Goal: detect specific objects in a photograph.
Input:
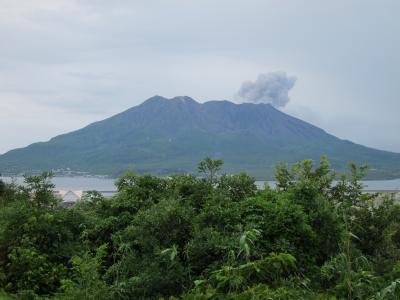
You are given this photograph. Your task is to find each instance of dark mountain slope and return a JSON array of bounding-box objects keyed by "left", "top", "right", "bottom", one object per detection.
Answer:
[{"left": 1, "top": 95, "right": 399, "bottom": 179}]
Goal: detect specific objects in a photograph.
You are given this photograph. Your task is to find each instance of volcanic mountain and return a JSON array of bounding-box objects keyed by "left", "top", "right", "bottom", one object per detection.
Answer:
[{"left": 1, "top": 95, "right": 399, "bottom": 179}]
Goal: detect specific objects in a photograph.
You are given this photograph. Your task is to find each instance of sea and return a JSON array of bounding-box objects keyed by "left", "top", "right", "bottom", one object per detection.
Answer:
[{"left": 1, "top": 176, "right": 400, "bottom": 192}]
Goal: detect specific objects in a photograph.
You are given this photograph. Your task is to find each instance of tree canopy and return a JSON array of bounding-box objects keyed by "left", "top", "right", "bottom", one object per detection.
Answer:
[{"left": 1, "top": 158, "right": 400, "bottom": 299}]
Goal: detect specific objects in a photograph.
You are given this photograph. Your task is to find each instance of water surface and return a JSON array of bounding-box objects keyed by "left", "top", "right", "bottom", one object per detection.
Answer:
[{"left": 2, "top": 176, "right": 400, "bottom": 192}]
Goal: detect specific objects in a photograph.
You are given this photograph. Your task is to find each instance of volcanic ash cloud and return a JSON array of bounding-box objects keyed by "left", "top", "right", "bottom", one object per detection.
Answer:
[{"left": 236, "top": 72, "right": 296, "bottom": 108}]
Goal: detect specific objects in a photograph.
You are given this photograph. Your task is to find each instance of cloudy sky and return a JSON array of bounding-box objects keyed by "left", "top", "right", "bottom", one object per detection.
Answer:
[{"left": 1, "top": 0, "right": 399, "bottom": 154}]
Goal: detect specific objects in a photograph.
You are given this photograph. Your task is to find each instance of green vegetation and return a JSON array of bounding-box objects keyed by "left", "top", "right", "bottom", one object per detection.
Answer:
[{"left": 1, "top": 157, "right": 400, "bottom": 299}]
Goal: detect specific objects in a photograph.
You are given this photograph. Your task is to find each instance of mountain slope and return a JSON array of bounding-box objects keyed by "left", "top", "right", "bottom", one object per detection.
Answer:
[{"left": 1, "top": 96, "right": 400, "bottom": 179}]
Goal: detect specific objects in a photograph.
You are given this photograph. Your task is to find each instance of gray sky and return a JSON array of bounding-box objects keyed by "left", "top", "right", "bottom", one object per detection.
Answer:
[{"left": 1, "top": 0, "right": 400, "bottom": 154}]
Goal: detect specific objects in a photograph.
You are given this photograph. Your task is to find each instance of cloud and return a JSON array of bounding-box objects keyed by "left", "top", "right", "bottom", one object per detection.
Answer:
[
  {"left": 0, "top": 0, "right": 399, "bottom": 154},
  {"left": 236, "top": 72, "right": 296, "bottom": 107}
]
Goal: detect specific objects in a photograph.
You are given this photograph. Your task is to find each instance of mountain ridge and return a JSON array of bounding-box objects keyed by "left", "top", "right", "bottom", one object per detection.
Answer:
[{"left": 1, "top": 95, "right": 400, "bottom": 179}]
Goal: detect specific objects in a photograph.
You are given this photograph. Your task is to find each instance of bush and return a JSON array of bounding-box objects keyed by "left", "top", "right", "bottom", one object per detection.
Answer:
[{"left": 0, "top": 158, "right": 399, "bottom": 300}]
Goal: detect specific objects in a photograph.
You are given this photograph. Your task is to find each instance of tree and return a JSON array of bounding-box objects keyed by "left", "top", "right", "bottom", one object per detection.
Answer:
[
  {"left": 24, "top": 171, "right": 58, "bottom": 208},
  {"left": 198, "top": 157, "right": 224, "bottom": 183},
  {"left": 0, "top": 179, "right": 5, "bottom": 197}
]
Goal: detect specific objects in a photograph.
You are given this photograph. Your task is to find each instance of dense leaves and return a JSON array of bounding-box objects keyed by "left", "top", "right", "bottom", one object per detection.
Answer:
[{"left": 0, "top": 158, "right": 400, "bottom": 299}]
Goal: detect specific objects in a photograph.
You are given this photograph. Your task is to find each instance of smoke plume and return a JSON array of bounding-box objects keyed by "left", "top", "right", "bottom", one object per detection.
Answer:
[{"left": 236, "top": 72, "right": 296, "bottom": 107}]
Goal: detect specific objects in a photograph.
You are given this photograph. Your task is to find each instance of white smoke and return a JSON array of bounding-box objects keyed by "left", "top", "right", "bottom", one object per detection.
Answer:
[{"left": 236, "top": 72, "right": 296, "bottom": 107}]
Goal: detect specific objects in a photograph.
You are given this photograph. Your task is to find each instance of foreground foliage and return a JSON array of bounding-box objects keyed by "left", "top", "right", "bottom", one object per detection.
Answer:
[{"left": 1, "top": 157, "right": 400, "bottom": 299}]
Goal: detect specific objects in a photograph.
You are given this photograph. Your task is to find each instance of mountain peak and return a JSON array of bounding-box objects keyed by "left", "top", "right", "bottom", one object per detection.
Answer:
[
  {"left": 1, "top": 95, "right": 399, "bottom": 179},
  {"left": 140, "top": 95, "right": 199, "bottom": 107},
  {"left": 170, "top": 96, "right": 197, "bottom": 104},
  {"left": 141, "top": 95, "right": 169, "bottom": 105}
]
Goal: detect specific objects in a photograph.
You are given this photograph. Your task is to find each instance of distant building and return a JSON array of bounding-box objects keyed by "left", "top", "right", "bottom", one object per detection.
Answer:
[{"left": 53, "top": 190, "right": 83, "bottom": 205}]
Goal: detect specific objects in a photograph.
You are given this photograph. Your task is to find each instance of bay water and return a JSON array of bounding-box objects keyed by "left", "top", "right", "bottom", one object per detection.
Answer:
[{"left": 2, "top": 176, "right": 400, "bottom": 192}]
